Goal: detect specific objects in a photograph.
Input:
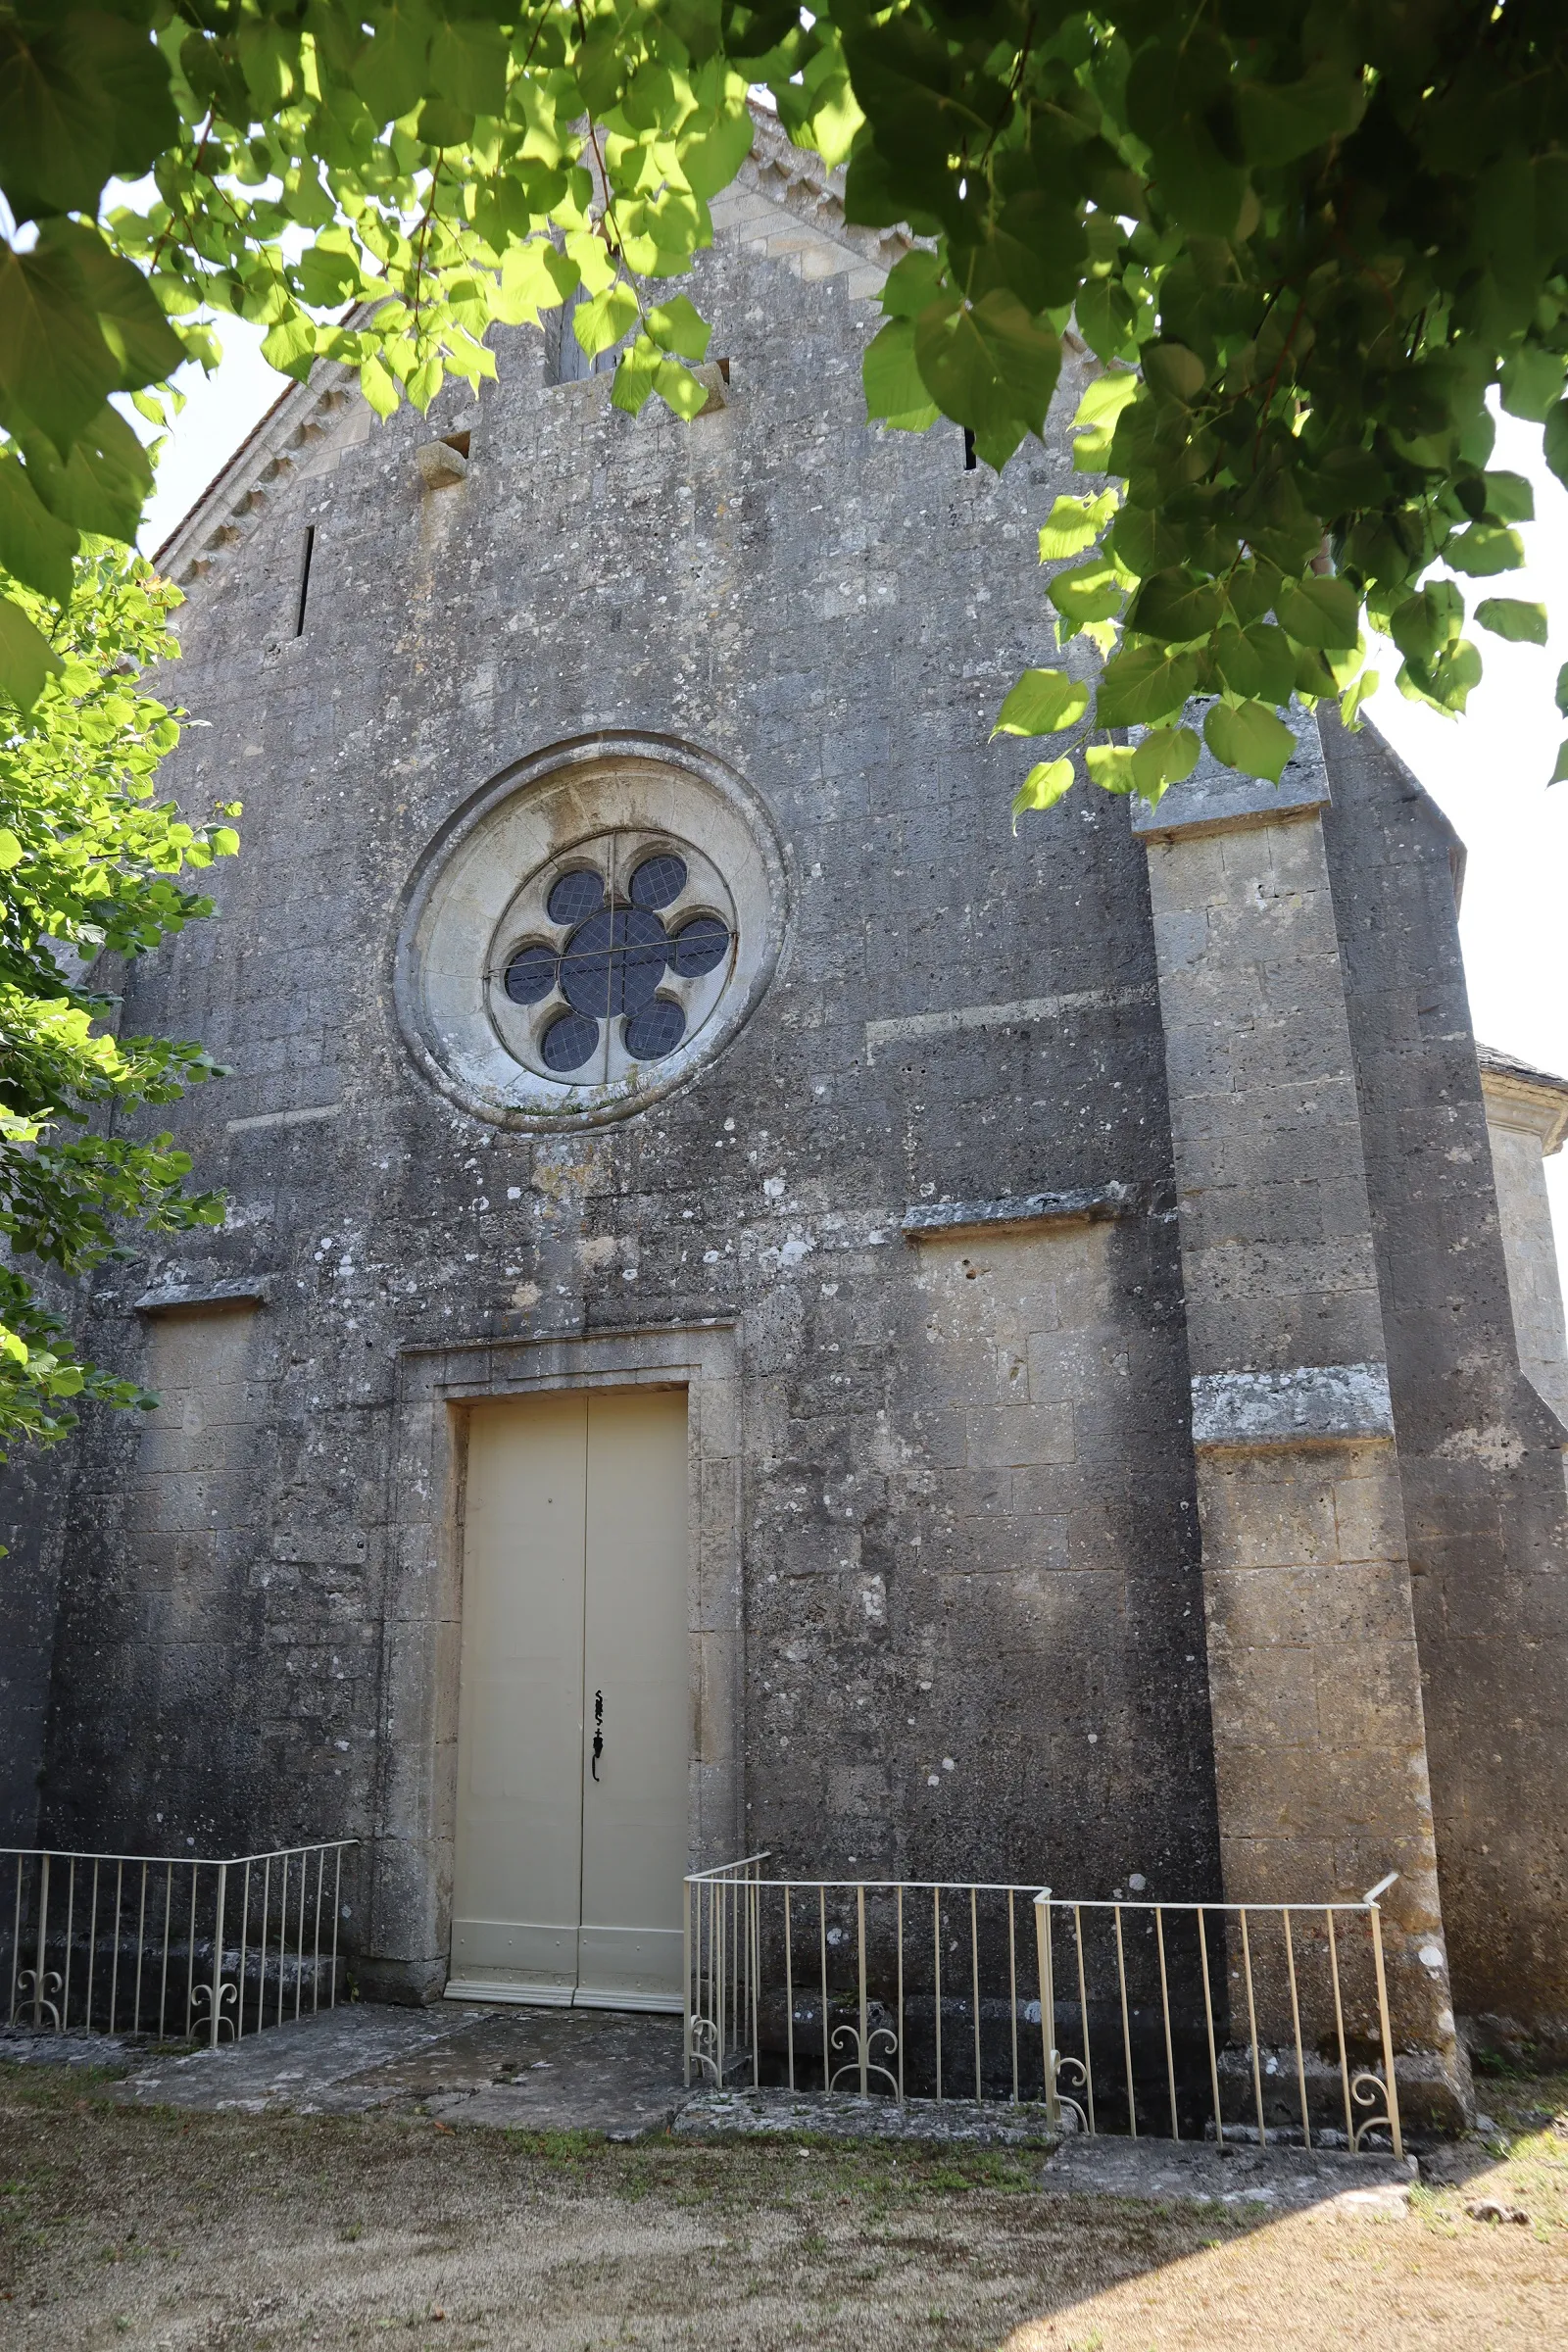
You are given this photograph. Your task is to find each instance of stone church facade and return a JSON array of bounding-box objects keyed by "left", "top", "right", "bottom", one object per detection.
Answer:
[{"left": 3, "top": 121, "right": 1566, "bottom": 2066}]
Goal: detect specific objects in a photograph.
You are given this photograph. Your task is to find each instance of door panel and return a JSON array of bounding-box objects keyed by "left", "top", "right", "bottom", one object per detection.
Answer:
[
  {"left": 449, "top": 1392, "right": 588, "bottom": 2000},
  {"left": 578, "top": 1389, "right": 690, "bottom": 2007},
  {"left": 450, "top": 1386, "right": 690, "bottom": 2011}
]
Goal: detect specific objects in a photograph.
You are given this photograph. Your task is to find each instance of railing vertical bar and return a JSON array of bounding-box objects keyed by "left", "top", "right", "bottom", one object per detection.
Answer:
[
  {"left": 1238, "top": 1907, "right": 1266, "bottom": 2147},
  {"left": 32, "top": 1852, "right": 50, "bottom": 2028},
  {"left": 1366, "top": 1898, "right": 1404, "bottom": 2161},
  {"left": 1113, "top": 1905, "right": 1137, "bottom": 2137},
  {"left": 970, "top": 1886, "right": 982, "bottom": 2104},
  {"left": 85, "top": 1861, "right": 100, "bottom": 2036},
  {"left": 783, "top": 1886, "right": 795, "bottom": 2092},
  {"left": 1034, "top": 1892, "right": 1057, "bottom": 2132},
  {"left": 62, "top": 1858, "right": 75, "bottom": 2031},
  {"left": 683, "top": 1875, "right": 693, "bottom": 2090},
  {"left": 276, "top": 1854, "right": 288, "bottom": 2029},
  {"left": 294, "top": 1848, "right": 307, "bottom": 2020},
  {"left": 1154, "top": 1907, "right": 1179, "bottom": 2140},
  {"left": 1326, "top": 1905, "right": 1353, "bottom": 2147},
  {"left": 818, "top": 1884, "right": 829, "bottom": 2092},
  {"left": 750, "top": 1867, "right": 760, "bottom": 2090},
  {"left": 111, "top": 1861, "right": 125, "bottom": 2036},
  {"left": 857, "top": 1883, "right": 868, "bottom": 2095},
  {"left": 933, "top": 1886, "right": 943, "bottom": 2104},
  {"left": 896, "top": 1884, "right": 905, "bottom": 2105},
  {"left": 1007, "top": 1889, "right": 1019, "bottom": 2106},
  {"left": 158, "top": 1862, "right": 172, "bottom": 2042},
  {"left": 133, "top": 1862, "right": 148, "bottom": 2036},
  {"left": 1073, "top": 1905, "right": 1096, "bottom": 2134},
  {"left": 9, "top": 1855, "right": 23, "bottom": 2027},
  {"left": 330, "top": 1845, "right": 343, "bottom": 2011},
  {"left": 1197, "top": 1907, "right": 1223, "bottom": 2149},
  {"left": 209, "top": 1862, "right": 227, "bottom": 2049},
  {"left": 1282, "top": 1908, "right": 1310, "bottom": 2149},
  {"left": 259, "top": 1856, "right": 271, "bottom": 2035},
  {"left": 184, "top": 1865, "right": 198, "bottom": 2038},
  {"left": 313, "top": 1847, "right": 325, "bottom": 2014},
  {"left": 237, "top": 1861, "right": 251, "bottom": 2042}
]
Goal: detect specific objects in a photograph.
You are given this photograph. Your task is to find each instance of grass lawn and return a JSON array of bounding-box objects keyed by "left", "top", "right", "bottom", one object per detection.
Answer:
[{"left": 2, "top": 2060, "right": 1566, "bottom": 2348}]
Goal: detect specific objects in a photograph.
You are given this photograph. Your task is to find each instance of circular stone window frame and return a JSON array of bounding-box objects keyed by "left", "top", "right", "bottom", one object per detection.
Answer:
[{"left": 393, "top": 733, "right": 789, "bottom": 1131}]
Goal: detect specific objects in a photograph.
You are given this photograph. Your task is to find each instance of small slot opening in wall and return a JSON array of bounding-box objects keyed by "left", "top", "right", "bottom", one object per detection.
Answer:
[
  {"left": 962, "top": 427, "right": 977, "bottom": 471},
  {"left": 716, "top": 358, "right": 731, "bottom": 384},
  {"left": 442, "top": 430, "right": 471, "bottom": 458},
  {"left": 295, "top": 523, "right": 315, "bottom": 637}
]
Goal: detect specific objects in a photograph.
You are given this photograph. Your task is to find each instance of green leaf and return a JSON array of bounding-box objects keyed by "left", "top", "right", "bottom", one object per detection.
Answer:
[
  {"left": 1397, "top": 639, "right": 1483, "bottom": 714},
  {"left": 1499, "top": 345, "right": 1565, "bottom": 423},
  {"left": 0, "top": 15, "right": 115, "bottom": 220},
  {"left": 646, "top": 296, "right": 710, "bottom": 363},
  {"left": 1475, "top": 598, "right": 1548, "bottom": 646},
  {"left": 352, "top": 8, "right": 431, "bottom": 126},
  {"left": 0, "top": 456, "right": 78, "bottom": 604},
  {"left": 1277, "top": 574, "right": 1360, "bottom": 650},
  {"left": 0, "top": 592, "right": 63, "bottom": 710},
  {"left": 0, "top": 235, "right": 121, "bottom": 455},
  {"left": 1233, "top": 66, "right": 1366, "bottom": 166},
  {"left": 1012, "top": 759, "right": 1076, "bottom": 823},
  {"left": 1085, "top": 742, "right": 1139, "bottom": 795},
  {"left": 1446, "top": 523, "right": 1525, "bottom": 576},
  {"left": 1339, "top": 668, "right": 1380, "bottom": 730},
  {"left": 1129, "top": 723, "right": 1201, "bottom": 806},
  {"left": 1556, "top": 662, "right": 1568, "bottom": 719},
  {"left": 1390, "top": 582, "right": 1464, "bottom": 665},
  {"left": 680, "top": 106, "right": 754, "bottom": 202},
  {"left": 1047, "top": 560, "right": 1124, "bottom": 628},
  {"left": 427, "top": 18, "right": 509, "bottom": 117},
  {"left": 13, "top": 402, "right": 150, "bottom": 540},
  {"left": 575, "top": 283, "right": 638, "bottom": 361},
  {"left": 1038, "top": 493, "right": 1118, "bottom": 563},
  {"left": 992, "top": 669, "right": 1090, "bottom": 739},
  {"left": 1203, "top": 699, "right": 1297, "bottom": 784},
  {"left": 1126, "top": 569, "right": 1225, "bottom": 642},
  {"left": 1551, "top": 739, "right": 1568, "bottom": 786},
  {"left": 1095, "top": 645, "right": 1200, "bottom": 728},
  {"left": 863, "top": 318, "right": 939, "bottom": 428},
  {"left": 879, "top": 252, "right": 945, "bottom": 322},
  {"left": 1545, "top": 402, "right": 1568, "bottom": 494},
  {"left": 0, "top": 826, "right": 21, "bottom": 868},
  {"left": 1481, "top": 470, "right": 1535, "bottom": 522},
  {"left": 913, "top": 290, "right": 1061, "bottom": 468},
  {"left": 1071, "top": 369, "right": 1139, "bottom": 468},
  {"left": 653, "top": 358, "right": 708, "bottom": 421}
]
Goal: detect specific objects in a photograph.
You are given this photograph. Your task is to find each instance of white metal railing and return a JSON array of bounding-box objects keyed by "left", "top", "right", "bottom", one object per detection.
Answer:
[
  {"left": 3, "top": 1843, "right": 358, "bottom": 2049},
  {"left": 683, "top": 1859, "right": 1403, "bottom": 2157}
]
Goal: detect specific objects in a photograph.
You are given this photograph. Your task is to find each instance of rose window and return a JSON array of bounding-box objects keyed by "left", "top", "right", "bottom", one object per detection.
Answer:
[{"left": 485, "top": 835, "right": 736, "bottom": 1089}]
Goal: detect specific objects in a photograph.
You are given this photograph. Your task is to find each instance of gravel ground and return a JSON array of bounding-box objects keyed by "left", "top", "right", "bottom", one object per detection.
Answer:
[{"left": 2, "top": 2059, "right": 1566, "bottom": 2349}]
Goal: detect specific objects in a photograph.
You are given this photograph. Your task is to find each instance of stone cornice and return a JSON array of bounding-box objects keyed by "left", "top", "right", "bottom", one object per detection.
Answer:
[{"left": 1478, "top": 1048, "right": 1568, "bottom": 1156}]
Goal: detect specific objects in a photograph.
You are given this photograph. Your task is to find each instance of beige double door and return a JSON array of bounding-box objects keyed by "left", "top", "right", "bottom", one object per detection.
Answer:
[{"left": 450, "top": 1388, "right": 689, "bottom": 2010}]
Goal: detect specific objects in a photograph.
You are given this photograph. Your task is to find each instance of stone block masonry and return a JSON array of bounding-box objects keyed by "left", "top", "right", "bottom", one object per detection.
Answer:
[{"left": 3, "top": 123, "right": 1564, "bottom": 2075}]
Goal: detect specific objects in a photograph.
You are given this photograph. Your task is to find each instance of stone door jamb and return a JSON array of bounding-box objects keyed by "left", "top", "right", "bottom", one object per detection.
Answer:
[{"left": 367, "top": 1320, "right": 743, "bottom": 1997}]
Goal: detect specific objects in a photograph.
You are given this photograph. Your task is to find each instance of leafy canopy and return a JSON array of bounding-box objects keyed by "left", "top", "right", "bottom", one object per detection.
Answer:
[
  {"left": 4, "top": 3, "right": 1567, "bottom": 808},
  {"left": 0, "top": 548, "right": 237, "bottom": 1461}
]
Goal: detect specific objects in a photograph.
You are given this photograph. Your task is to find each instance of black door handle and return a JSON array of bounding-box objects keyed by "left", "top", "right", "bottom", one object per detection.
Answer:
[{"left": 591, "top": 1689, "right": 604, "bottom": 1781}]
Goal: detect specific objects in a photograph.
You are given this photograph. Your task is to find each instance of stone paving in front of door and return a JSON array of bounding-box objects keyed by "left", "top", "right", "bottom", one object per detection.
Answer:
[{"left": 3, "top": 2002, "right": 688, "bottom": 2138}]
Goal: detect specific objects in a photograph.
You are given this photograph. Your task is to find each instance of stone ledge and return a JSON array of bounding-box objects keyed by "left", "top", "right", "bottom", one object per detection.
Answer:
[
  {"left": 1191, "top": 1361, "right": 1396, "bottom": 1448},
  {"left": 1132, "top": 704, "right": 1330, "bottom": 840},
  {"left": 902, "top": 1184, "right": 1149, "bottom": 1244},
  {"left": 134, "top": 1276, "right": 274, "bottom": 1316}
]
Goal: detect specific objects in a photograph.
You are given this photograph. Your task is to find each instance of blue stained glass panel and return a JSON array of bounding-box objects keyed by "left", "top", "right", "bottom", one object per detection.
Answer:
[
  {"left": 669, "top": 913, "right": 730, "bottom": 978},
  {"left": 629, "top": 853, "right": 687, "bottom": 909},
  {"left": 541, "top": 1010, "right": 600, "bottom": 1071},
  {"left": 547, "top": 868, "right": 606, "bottom": 926},
  {"left": 625, "top": 997, "right": 687, "bottom": 1060}
]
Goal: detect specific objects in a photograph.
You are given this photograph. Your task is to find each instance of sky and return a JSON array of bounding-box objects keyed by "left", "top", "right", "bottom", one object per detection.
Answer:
[{"left": 134, "top": 324, "right": 1568, "bottom": 1293}]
